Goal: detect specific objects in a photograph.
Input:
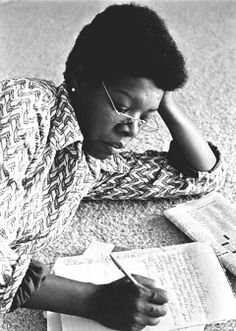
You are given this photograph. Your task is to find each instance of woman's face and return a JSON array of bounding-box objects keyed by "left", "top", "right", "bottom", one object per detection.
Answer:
[{"left": 75, "top": 75, "right": 164, "bottom": 159}]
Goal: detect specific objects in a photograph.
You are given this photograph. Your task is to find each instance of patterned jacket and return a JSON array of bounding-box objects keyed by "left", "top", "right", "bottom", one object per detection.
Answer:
[{"left": 0, "top": 78, "right": 225, "bottom": 312}]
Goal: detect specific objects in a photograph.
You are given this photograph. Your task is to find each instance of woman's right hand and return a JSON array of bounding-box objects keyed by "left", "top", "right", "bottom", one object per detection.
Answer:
[{"left": 89, "top": 275, "right": 169, "bottom": 331}]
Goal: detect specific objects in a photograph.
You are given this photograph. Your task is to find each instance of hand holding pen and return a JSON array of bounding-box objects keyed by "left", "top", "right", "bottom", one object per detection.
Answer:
[
  {"left": 89, "top": 254, "right": 169, "bottom": 331},
  {"left": 110, "top": 253, "right": 147, "bottom": 290}
]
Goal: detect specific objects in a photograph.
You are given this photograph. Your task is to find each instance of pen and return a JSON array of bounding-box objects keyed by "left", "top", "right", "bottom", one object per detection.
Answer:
[{"left": 110, "top": 253, "right": 146, "bottom": 290}]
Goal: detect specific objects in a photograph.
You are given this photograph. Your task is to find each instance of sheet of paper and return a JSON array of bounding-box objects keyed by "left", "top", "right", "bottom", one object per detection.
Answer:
[
  {"left": 59, "top": 242, "right": 236, "bottom": 331},
  {"left": 47, "top": 241, "right": 114, "bottom": 331},
  {"left": 164, "top": 192, "right": 236, "bottom": 276},
  {"left": 61, "top": 314, "right": 116, "bottom": 331},
  {"left": 61, "top": 315, "right": 205, "bottom": 331},
  {"left": 47, "top": 312, "right": 63, "bottom": 331},
  {"left": 83, "top": 241, "right": 114, "bottom": 258}
]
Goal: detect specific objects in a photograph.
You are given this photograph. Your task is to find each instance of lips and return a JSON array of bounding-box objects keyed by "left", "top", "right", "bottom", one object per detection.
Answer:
[{"left": 105, "top": 142, "right": 124, "bottom": 149}]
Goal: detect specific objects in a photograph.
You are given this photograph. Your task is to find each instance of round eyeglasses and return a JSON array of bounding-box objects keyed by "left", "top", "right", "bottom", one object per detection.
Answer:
[{"left": 101, "top": 80, "right": 159, "bottom": 134}]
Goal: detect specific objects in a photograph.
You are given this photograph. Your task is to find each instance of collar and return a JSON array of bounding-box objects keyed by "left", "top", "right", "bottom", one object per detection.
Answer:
[
  {"left": 49, "top": 82, "right": 84, "bottom": 153},
  {"left": 50, "top": 82, "right": 130, "bottom": 177}
]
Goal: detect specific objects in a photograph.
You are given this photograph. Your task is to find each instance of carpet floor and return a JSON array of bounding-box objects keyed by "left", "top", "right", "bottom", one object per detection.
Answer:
[{"left": 0, "top": 1, "right": 235, "bottom": 330}]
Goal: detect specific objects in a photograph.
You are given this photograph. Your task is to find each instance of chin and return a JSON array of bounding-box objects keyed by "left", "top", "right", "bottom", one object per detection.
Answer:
[
  {"left": 85, "top": 147, "right": 111, "bottom": 160},
  {"left": 84, "top": 141, "right": 117, "bottom": 160},
  {"left": 93, "top": 153, "right": 110, "bottom": 160}
]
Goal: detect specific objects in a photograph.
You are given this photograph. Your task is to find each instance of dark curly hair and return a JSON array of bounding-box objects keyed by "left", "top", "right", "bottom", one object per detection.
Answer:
[{"left": 64, "top": 3, "right": 188, "bottom": 91}]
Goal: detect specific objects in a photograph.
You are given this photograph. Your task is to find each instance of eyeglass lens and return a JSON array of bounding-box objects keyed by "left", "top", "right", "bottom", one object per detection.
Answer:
[{"left": 101, "top": 80, "right": 159, "bottom": 133}]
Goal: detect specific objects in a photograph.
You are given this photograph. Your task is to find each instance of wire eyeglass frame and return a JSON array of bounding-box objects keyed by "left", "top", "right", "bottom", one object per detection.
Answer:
[{"left": 101, "top": 80, "right": 159, "bottom": 133}]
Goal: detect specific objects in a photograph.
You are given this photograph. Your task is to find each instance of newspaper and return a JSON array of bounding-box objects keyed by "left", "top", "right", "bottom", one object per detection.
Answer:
[{"left": 164, "top": 192, "right": 236, "bottom": 276}]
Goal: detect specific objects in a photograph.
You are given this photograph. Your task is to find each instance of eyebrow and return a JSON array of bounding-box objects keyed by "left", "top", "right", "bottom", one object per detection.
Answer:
[
  {"left": 112, "top": 88, "right": 159, "bottom": 112},
  {"left": 112, "top": 88, "right": 133, "bottom": 101}
]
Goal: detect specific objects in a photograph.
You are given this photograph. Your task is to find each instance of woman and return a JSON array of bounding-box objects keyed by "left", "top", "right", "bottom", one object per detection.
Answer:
[{"left": 0, "top": 3, "right": 224, "bottom": 331}]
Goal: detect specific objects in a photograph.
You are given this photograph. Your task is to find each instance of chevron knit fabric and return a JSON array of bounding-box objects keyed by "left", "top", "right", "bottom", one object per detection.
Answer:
[{"left": 0, "top": 77, "right": 224, "bottom": 312}]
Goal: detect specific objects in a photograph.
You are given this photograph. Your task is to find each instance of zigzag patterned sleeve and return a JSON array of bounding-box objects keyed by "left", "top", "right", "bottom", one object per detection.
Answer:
[
  {"left": 0, "top": 78, "right": 53, "bottom": 312},
  {"left": 86, "top": 142, "right": 225, "bottom": 200}
]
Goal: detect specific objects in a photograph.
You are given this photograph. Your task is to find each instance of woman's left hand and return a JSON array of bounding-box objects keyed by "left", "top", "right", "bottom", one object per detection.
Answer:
[{"left": 157, "top": 91, "right": 176, "bottom": 117}]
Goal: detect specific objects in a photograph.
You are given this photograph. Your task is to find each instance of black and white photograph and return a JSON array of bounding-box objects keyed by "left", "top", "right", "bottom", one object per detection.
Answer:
[{"left": 0, "top": 0, "right": 235, "bottom": 330}]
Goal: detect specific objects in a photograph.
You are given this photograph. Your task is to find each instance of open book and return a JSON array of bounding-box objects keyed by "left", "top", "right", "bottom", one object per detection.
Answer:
[
  {"left": 164, "top": 192, "right": 236, "bottom": 276},
  {"left": 50, "top": 242, "right": 236, "bottom": 331}
]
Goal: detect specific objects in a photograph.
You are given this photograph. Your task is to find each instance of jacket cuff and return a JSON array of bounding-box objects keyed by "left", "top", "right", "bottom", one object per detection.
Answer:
[
  {"left": 9, "top": 259, "right": 49, "bottom": 312},
  {"left": 0, "top": 253, "right": 31, "bottom": 313},
  {"left": 167, "top": 140, "right": 221, "bottom": 177}
]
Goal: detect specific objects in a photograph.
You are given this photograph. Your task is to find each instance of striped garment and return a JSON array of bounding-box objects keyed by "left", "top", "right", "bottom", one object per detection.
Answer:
[{"left": 0, "top": 78, "right": 225, "bottom": 312}]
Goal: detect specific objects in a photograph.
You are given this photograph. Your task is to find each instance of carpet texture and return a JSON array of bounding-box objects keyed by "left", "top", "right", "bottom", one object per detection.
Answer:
[{"left": 0, "top": 1, "right": 235, "bottom": 330}]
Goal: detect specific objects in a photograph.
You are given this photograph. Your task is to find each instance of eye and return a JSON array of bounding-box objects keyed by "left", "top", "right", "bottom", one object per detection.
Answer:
[
  {"left": 140, "top": 111, "right": 157, "bottom": 124},
  {"left": 115, "top": 104, "right": 129, "bottom": 113},
  {"left": 140, "top": 114, "right": 150, "bottom": 123}
]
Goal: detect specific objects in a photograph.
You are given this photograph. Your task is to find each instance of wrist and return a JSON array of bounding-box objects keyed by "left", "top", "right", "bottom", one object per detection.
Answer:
[
  {"left": 85, "top": 283, "right": 105, "bottom": 321},
  {"left": 158, "top": 92, "right": 180, "bottom": 120},
  {"left": 158, "top": 92, "right": 193, "bottom": 132},
  {"left": 73, "top": 281, "right": 100, "bottom": 319},
  {"left": 23, "top": 274, "right": 101, "bottom": 318}
]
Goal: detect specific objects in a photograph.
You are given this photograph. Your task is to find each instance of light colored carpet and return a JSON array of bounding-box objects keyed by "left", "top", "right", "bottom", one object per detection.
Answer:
[{"left": 0, "top": 0, "right": 235, "bottom": 330}]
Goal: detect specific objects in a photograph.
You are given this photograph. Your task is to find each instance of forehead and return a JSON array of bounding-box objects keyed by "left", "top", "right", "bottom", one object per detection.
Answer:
[{"left": 107, "top": 75, "right": 163, "bottom": 109}]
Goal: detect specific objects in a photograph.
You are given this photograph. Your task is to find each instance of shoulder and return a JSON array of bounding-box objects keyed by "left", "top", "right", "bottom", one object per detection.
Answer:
[
  {"left": 0, "top": 77, "right": 57, "bottom": 102},
  {"left": 0, "top": 77, "right": 58, "bottom": 128},
  {"left": 0, "top": 78, "right": 58, "bottom": 151}
]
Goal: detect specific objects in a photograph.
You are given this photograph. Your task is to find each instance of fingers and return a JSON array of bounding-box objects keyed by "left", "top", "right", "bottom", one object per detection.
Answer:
[
  {"left": 132, "top": 274, "right": 157, "bottom": 288},
  {"left": 124, "top": 300, "right": 167, "bottom": 331},
  {"left": 132, "top": 274, "right": 168, "bottom": 305},
  {"left": 134, "top": 298, "right": 168, "bottom": 318},
  {"left": 98, "top": 276, "right": 168, "bottom": 331},
  {"left": 129, "top": 275, "right": 168, "bottom": 329},
  {"left": 148, "top": 288, "right": 168, "bottom": 304},
  {"left": 130, "top": 313, "right": 161, "bottom": 329},
  {"left": 146, "top": 303, "right": 168, "bottom": 317},
  {"left": 129, "top": 284, "right": 168, "bottom": 328}
]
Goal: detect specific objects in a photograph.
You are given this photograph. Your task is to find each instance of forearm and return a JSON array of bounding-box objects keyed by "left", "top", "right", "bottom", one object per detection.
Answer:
[
  {"left": 23, "top": 274, "right": 169, "bottom": 331},
  {"left": 158, "top": 93, "right": 216, "bottom": 171},
  {"left": 23, "top": 274, "right": 97, "bottom": 318}
]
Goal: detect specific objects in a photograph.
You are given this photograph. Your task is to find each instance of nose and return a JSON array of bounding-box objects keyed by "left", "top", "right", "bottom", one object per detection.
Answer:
[{"left": 117, "top": 120, "right": 140, "bottom": 138}]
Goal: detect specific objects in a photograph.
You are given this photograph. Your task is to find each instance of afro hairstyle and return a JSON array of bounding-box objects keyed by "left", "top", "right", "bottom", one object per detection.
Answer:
[{"left": 64, "top": 3, "right": 188, "bottom": 91}]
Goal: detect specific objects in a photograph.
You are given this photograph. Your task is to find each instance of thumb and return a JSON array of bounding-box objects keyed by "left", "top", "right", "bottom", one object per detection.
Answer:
[{"left": 132, "top": 274, "right": 158, "bottom": 288}]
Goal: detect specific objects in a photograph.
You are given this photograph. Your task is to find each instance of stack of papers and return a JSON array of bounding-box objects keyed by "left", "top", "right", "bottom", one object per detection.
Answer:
[
  {"left": 47, "top": 241, "right": 236, "bottom": 331},
  {"left": 164, "top": 192, "right": 236, "bottom": 276},
  {"left": 47, "top": 241, "right": 115, "bottom": 331}
]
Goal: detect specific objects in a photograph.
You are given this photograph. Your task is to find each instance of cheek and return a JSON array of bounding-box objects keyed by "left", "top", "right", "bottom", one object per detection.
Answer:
[{"left": 84, "top": 106, "right": 116, "bottom": 138}]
